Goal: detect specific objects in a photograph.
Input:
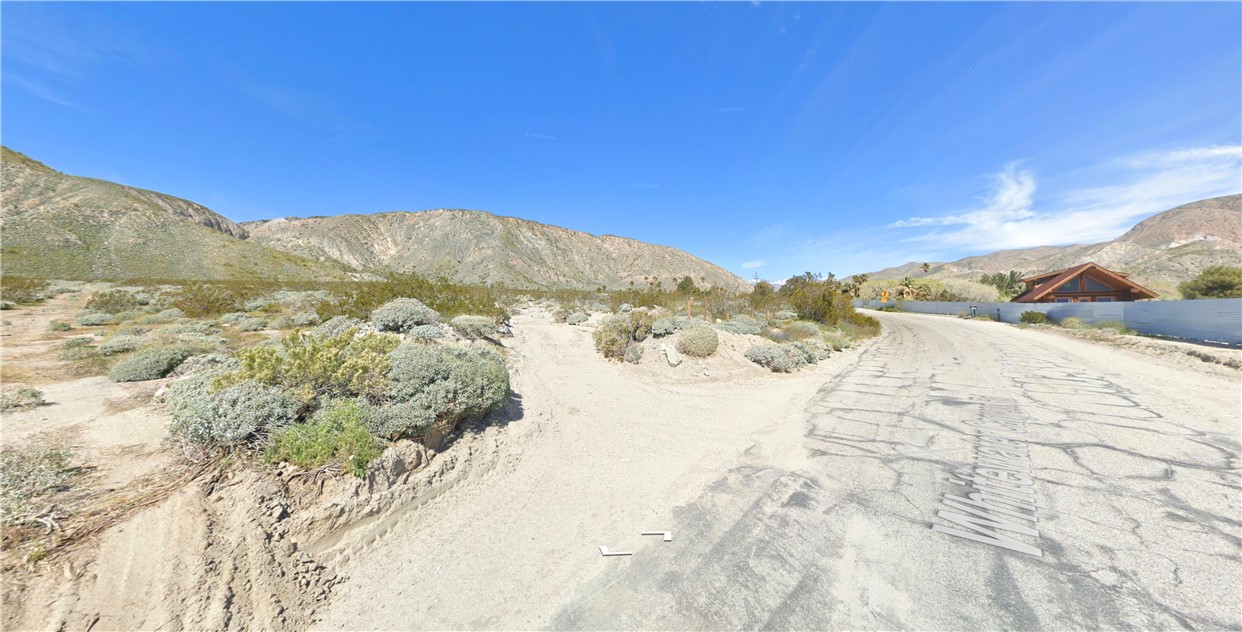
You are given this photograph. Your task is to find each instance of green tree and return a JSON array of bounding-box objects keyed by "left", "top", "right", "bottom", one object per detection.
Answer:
[
  {"left": 980, "top": 270, "right": 1024, "bottom": 299},
  {"left": 1179, "top": 266, "right": 1242, "bottom": 299},
  {"left": 677, "top": 275, "right": 699, "bottom": 294}
]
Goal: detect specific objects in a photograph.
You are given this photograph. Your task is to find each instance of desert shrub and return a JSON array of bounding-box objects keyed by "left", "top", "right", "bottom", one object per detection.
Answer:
[
  {"left": 219, "top": 312, "right": 248, "bottom": 324},
  {"left": 745, "top": 343, "right": 805, "bottom": 373},
  {"left": 1058, "top": 317, "right": 1085, "bottom": 329},
  {"left": 0, "top": 277, "right": 49, "bottom": 305},
  {"left": 167, "top": 378, "right": 298, "bottom": 450},
  {"left": 361, "top": 400, "right": 435, "bottom": 439},
  {"left": 677, "top": 327, "right": 718, "bottom": 357},
  {"left": 408, "top": 325, "right": 446, "bottom": 341},
  {"left": 312, "top": 316, "right": 365, "bottom": 338},
  {"left": 317, "top": 274, "right": 508, "bottom": 325},
  {"left": 266, "top": 399, "right": 382, "bottom": 478},
  {"left": 99, "top": 335, "right": 143, "bottom": 356},
  {"left": 1094, "top": 320, "right": 1135, "bottom": 335},
  {"left": 792, "top": 340, "right": 828, "bottom": 364},
  {"left": 236, "top": 317, "right": 268, "bottom": 332},
  {"left": 114, "top": 324, "right": 151, "bottom": 337},
  {"left": 139, "top": 308, "right": 185, "bottom": 324},
  {"left": 617, "top": 303, "right": 633, "bottom": 313},
  {"left": 48, "top": 320, "right": 73, "bottom": 332},
  {"left": 172, "top": 352, "right": 237, "bottom": 377},
  {"left": 672, "top": 316, "right": 709, "bottom": 330},
  {"left": 1179, "top": 266, "right": 1242, "bottom": 299},
  {"left": 85, "top": 290, "right": 142, "bottom": 314},
  {"left": 822, "top": 331, "right": 850, "bottom": 351},
  {"left": 244, "top": 297, "right": 275, "bottom": 312},
  {"left": 372, "top": 298, "right": 442, "bottom": 333},
  {"left": 566, "top": 312, "right": 588, "bottom": 325},
  {"left": 270, "top": 316, "right": 294, "bottom": 330},
  {"left": 222, "top": 329, "right": 399, "bottom": 403},
  {"left": 593, "top": 314, "right": 638, "bottom": 360},
  {"left": 109, "top": 347, "right": 189, "bottom": 382},
  {"left": 1019, "top": 311, "right": 1048, "bottom": 325},
  {"left": 0, "top": 443, "right": 79, "bottom": 529},
  {"left": 170, "top": 283, "right": 259, "bottom": 317},
  {"left": 75, "top": 312, "right": 118, "bottom": 327},
  {"left": 651, "top": 318, "right": 675, "bottom": 337},
  {"left": 62, "top": 336, "right": 93, "bottom": 349},
  {"left": 0, "top": 302, "right": 15, "bottom": 311},
  {"left": 774, "top": 310, "right": 797, "bottom": 321},
  {"left": 782, "top": 321, "right": 821, "bottom": 341},
  {"left": 291, "top": 312, "right": 320, "bottom": 327},
  {"left": 624, "top": 343, "right": 644, "bottom": 364},
  {"left": 0, "top": 388, "right": 45, "bottom": 412},
  {"left": 450, "top": 315, "right": 497, "bottom": 339},
  {"left": 715, "top": 314, "right": 762, "bottom": 335},
  {"left": 163, "top": 322, "right": 219, "bottom": 336},
  {"left": 387, "top": 344, "right": 509, "bottom": 429}
]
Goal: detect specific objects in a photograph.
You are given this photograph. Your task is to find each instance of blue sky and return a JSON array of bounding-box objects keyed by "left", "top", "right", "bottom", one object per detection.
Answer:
[{"left": 3, "top": 2, "right": 1239, "bottom": 280}]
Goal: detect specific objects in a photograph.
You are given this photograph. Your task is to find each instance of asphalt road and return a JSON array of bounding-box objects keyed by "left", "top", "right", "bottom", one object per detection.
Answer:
[{"left": 551, "top": 312, "right": 1241, "bottom": 630}]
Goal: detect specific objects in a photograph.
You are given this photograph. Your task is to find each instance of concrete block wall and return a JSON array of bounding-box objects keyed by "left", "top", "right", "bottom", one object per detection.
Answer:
[{"left": 855, "top": 298, "right": 1242, "bottom": 345}]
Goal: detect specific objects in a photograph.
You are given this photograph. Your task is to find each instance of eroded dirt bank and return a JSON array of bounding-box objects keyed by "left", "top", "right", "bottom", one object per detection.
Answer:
[{"left": 3, "top": 303, "right": 866, "bottom": 630}]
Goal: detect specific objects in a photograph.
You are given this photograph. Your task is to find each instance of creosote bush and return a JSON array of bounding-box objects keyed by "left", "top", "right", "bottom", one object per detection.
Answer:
[
  {"left": 450, "top": 315, "right": 498, "bottom": 339},
  {"left": 220, "top": 328, "right": 399, "bottom": 403},
  {"left": 266, "top": 399, "right": 382, "bottom": 478},
  {"left": 109, "top": 347, "right": 189, "bottom": 382},
  {"left": 85, "top": 290, "right": 142, "bottom": 314},
  {"left": 676, "top": 327, "right": 718, "bottom": 358},
  {"left": 372, "top": 298, "right": 442, "bottom": 333},
  {"left": 1019, "top": 311, "right": 1048, "bottom": 325},
  {"left": 0, "top": 277, "right": 49, "bottom": 305}
]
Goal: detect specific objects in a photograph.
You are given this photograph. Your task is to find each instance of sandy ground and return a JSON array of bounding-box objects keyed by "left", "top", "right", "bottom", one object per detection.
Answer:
[{"left": 315, "top": 307, "right": 874, "bottom": 629}]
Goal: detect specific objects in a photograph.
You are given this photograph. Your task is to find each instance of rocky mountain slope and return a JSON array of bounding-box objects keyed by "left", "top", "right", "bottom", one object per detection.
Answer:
[
  {"left": 867, "top": 195, "right": 1242, "bottom": 297},
  {"left": 241, "top": 211, "right": 749, "bottom": 291},
  {"left": 0, "top": 147, "right": 353, "bottom": 281},
  {"left": 1, "top": 147, "right": 746, "bottom": 290}
]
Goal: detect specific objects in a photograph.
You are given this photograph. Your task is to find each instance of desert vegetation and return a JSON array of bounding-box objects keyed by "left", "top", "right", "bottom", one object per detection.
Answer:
[{"left": 1178, "top": 266, "right": 1242, "bottom": 299}]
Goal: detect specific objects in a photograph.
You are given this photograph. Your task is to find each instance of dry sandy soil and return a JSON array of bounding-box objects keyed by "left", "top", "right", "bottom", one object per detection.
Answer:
[
  {"left": 0, "top": 299, "right": 868, "bottom": 630},
  {"left": 2, "top": 297, "right": 1236, "bottom": 630}
]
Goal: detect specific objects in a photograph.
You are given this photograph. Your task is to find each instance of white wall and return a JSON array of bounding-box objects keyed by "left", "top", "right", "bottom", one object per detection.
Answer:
[{"left": 855, "top": 299, "right": 1242, "bottom": 345}]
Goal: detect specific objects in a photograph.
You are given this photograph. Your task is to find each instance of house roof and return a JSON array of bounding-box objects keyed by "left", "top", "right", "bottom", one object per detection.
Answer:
[{"left": 1012, "top": 262, "right": 1158, "bottom": 303}]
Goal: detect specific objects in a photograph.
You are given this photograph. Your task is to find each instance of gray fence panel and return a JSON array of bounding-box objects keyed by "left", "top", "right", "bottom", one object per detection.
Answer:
[{"left": 854, "top": 298, "right": 1242, "bottom": 345}]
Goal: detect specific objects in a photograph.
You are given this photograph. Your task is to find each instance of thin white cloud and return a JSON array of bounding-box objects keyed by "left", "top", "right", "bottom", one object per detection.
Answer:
[
  {"left": 889, "top": 146, "right": 1241, "bottom": 251},
  {"left": 4, "top": 73, "right": 75, "bottom": 107},
  {"left": 889, "top": 163, "right": 1035, "bottom": 228},
  {"left": 230, "top": 74, "right": 369, "bottom": 136},
  {"left": 742, "top": 260, "right": 766, "bottom": 269}
]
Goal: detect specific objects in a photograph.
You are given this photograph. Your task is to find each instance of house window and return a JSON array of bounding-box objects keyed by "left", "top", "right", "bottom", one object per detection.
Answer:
[
  {"left": 1061, "top": 277, "right": 1082, "bottom": 292},
  {"left": 1096, "top": 296, "right": 1114, "bottom": 302},
  {"left": 1055, "top": 298, "right": 1072, "bottom": 303},
  {"left": 1085, "top": 277, "right": 1111, "bottom": 292}
]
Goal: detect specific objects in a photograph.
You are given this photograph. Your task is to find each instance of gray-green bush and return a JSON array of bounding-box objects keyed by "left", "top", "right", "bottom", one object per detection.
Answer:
[
  {"left": 651, "top": 318, "right": 675, "bottom": 337},
  {"left": 745, "top": 343, "right": 806, "bottom": 373},
  {"left": 313, "top": 315, "right": 365, "bottom": 338},
  {"left": 0, "top": 388, "right": 45, "bottom": 412},
  {"left": 677, "top": 327, "right": 718, "bottom": 357},
  {"left": 566, "top": 312, "right": 588, "bottom": 325},
  {"left": 372, "top": 298, "right": 442, "bottom": 333},
  {"left": 408, "top": 325, "right": 446, "bottom": 341},
  {"left": 715, "top": 314, "right": 762, "bottom": 335},
  {"left": 360, "top": 400, "right": 435, "bottom": 439},
  {"left": 450, "top": 315, "right": 497, "bottom": 339},
  {"left": 236, "top": 317, "right": 268, "bottom": 332},
  {"left": 1019, "top": 311, "right": 1048, "bottom": 324},
  {"left": 624, "top": 343, "right": 644, "bottom": 364},
  {"left": 99, "top": 335, "right": 143, "bottom": 356},
  {"left": 167, "top": 377, "right": 298, "bottom": 450},
  {"left": 387, "top": 344, "right": 509, "bottom": 429},
  {"left": 109, "top": 347, "right": 190, "bottom": 382},
  {"left": 47, "top": 320, "right": 73, "bottom": 332},
  {"left": 75, "top": 312, "right": 118, "bottom": 327}
]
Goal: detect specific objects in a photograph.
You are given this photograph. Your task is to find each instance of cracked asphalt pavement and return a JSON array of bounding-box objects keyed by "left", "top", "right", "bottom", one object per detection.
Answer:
[{"left": 553, "top": 312, "right": 1241, "bottom": 630}]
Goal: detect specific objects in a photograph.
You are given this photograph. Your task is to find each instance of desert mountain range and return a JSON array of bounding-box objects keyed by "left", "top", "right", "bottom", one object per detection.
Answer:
[
  {"left": 0, "top": 147, "right": 746, "bottom": 290},
  {"left": 866, "top": 195, "right": 1241, "bottom": 297}
]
